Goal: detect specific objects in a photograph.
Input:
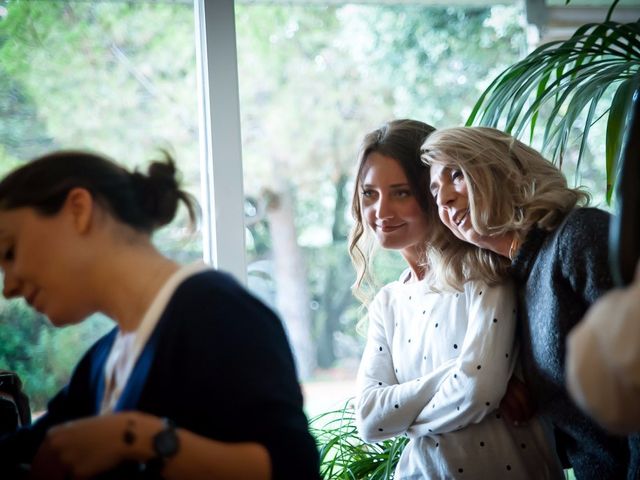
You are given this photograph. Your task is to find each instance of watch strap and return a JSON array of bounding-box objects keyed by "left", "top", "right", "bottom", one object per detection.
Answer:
[{"left": 143, "top": 417, "right": 179, "bottom": 478}]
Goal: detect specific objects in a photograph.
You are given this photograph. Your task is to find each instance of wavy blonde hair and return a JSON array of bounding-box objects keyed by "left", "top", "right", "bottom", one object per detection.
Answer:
[{"left": 421, "top": 126, "right": 590, "bottom": 283}]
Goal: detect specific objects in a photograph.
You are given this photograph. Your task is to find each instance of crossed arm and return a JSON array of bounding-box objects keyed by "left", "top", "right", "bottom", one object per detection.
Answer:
[{"left": 355, "top": 280, "right": 520, "bottom": 442}]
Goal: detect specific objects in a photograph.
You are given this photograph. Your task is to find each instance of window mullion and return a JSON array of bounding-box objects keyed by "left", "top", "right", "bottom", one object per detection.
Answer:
[{"left": 194, "top": 0, "right": 247, "bottom": 284}]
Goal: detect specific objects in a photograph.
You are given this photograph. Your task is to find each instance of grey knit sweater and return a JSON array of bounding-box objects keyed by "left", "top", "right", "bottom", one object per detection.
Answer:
[{"left": 510, "top": 207, "right": 638, "bottom": 480}]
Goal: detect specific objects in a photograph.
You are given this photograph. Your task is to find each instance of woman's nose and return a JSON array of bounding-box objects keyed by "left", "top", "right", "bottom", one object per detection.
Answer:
[
  {"left": 437, "top": 184, "right": 455, "bottom": 207},
  {"left": 376, "top": 197, "right": 393, "bottom": 219}
]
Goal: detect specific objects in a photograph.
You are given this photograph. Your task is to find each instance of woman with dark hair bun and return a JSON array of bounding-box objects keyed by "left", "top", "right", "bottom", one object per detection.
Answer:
[{"left": 0, "top": 150, "right": 320, "bottom": 479}]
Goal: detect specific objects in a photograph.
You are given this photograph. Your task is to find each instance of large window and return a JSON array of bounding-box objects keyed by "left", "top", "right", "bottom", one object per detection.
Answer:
[
  {"left": 234, "top": 2, "right": 529, "bottom": 415},
  {"left": 0, "top": 0, "right": 201, "bottom": 411},
  {"left": 0, "top": 0, "right": 532, "bottom": 417}
]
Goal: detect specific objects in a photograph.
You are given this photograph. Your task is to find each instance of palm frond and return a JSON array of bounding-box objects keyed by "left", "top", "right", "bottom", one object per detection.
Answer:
[
  {"left": 309, "top": 399, "right": 408, "bottom": 479},
  {"left": 468, "top": 19, "right": 640, "bottom": 200},
  {"left": 606, "top": 77, "right": 640, "bottom": 202}
]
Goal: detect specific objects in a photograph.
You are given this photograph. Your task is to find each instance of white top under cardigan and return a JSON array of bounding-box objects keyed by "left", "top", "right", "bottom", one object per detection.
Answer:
[
  {"left": 100, "top": 262, "right": 210, "bottom": 413},
  {"left": 355, "top": 272, "right": 563, "bottom": 479}
]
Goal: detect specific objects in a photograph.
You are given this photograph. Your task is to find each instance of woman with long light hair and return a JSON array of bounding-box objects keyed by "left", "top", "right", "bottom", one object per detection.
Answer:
[{"left": 423, "top": 125, "right": 637, "bottom": 479}]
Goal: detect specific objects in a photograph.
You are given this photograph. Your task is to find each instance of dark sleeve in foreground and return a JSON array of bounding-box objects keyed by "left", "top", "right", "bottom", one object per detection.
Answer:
[
  {"left": 142, "top": 271, "right": 321, "bottom": 480},
  {"left": 556, "top": 210, "right": 640, "bottom": 479},
  {"left": 0, "top": 398, "right": 55, "bottom": 468},
  {"left": 0, "top": 329, "right": 115, "bottom": 470},
  {"left": 558, "top": 208, "right": 614, "bottom": 308}
]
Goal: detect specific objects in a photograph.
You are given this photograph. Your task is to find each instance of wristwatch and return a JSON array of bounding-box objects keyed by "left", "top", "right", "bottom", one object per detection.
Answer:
[{"left": 144, "top": 417, "right": 179, "bottom": 477}]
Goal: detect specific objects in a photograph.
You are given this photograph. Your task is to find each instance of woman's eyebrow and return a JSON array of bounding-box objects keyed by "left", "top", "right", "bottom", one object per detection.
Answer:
[{"left": 362, "top": 182, "right": 410, "bottom": 188}]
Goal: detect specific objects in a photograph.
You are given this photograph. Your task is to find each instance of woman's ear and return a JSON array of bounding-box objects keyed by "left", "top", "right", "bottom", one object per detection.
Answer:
[{"left": 63, "top": 188, "right": 95, "bottom": 234}]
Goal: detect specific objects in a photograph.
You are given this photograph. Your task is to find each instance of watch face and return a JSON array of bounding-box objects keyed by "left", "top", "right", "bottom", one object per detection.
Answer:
[{"left": 154, "top": 426, "right": 179, "bottom": 458}]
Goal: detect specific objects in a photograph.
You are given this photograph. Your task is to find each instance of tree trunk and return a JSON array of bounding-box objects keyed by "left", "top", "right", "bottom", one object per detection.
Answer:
[
  {"left": 316, "top": 171, "right": 351, "bottom": 368},
  {"left": 265, "top": 184, "right": 316, "bottom": 380}
]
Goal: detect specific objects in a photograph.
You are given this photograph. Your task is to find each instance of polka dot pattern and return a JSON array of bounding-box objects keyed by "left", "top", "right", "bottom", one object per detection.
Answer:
[{"left": 357, "top": 275, "right": 545, "bottom": 477}]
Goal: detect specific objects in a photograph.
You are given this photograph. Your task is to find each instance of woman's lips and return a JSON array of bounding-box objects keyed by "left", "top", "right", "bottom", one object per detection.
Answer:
[
  {"left": 454, "top": 209, "right": 468, "bottom": 226},
  {"left": 377, "top": 223, "right": 405, "bottom": 233}
]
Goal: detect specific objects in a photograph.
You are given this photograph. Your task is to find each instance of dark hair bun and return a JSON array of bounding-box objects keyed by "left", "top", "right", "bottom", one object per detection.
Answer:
[
  {"left": 0, "top": 148, "right": 198, "bottom": 234},
  {"left": 131, "top": 154, "right": 183, "bottom": 229}
]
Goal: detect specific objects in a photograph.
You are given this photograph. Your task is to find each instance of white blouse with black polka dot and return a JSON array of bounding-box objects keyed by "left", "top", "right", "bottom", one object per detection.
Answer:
[{"left": 355, "top": 271, "right": 564, "bottom": 479}]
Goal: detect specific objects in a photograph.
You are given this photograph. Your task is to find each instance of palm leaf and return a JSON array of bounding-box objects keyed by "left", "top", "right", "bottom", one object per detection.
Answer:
[
  {"left": 310, "top": 399, "right": 408, "bottom": 479},
  {"left": 468, "top": 18, "right": 640, "bottom": 200},
  {"left": 606, "top": 77, "right": 640, "bottom": 201}
]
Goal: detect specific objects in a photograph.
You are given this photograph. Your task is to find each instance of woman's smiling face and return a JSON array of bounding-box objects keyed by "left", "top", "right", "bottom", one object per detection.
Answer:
[
  {"left": 429, "top": 161, "right": 476, "bottom": 245},
  {"left": 360, "top": 152, "right": 430, "bottom": 258}
]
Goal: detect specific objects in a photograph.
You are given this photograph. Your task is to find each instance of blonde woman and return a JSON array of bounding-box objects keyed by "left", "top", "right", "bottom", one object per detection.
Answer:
[
  {"left": 351, "top": 119, "right": 562, "bottom": 479},
  {"left": 423, "top": 126, "right": 638, "bottom": 479}
]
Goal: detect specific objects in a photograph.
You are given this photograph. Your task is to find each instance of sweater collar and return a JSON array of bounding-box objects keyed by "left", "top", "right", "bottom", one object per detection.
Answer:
[{"left": 508, "top": 227, "right": 548, "bottom": 283}]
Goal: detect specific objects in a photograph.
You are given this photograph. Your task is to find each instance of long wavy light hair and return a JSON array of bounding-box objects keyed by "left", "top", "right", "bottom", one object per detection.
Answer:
[
  {"left": 421, "top": 126, "right": 590, "bottom": 283},
  {"left": 349, "top": 119, "right": 469, "bottom": 307}
]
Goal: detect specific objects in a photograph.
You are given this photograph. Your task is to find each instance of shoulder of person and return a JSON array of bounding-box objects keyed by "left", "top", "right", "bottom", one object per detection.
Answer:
[
  {"left": 373, "top": 269, "right": 410, "bottom": 300},
  {"left": 554, "top": 207, "right": 610, "bottom": 249},
  {"left": 462, "top": 277, "right": 514, "bottom": 299},
  {"left": 369, "top": 280, "right": 401, "bottom": 309},
  {"left": 172, "top": 269, "right": 271, "bottom": 312},
  {"left": 168, "top": 269, "right": 282, "bottom": 331},
  {"left": 560, "top": 207, "right": 611, "bottom": 232}
]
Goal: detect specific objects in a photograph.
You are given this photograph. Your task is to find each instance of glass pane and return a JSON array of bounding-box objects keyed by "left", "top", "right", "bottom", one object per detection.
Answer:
[
  {"left": 235, "top": 2, "right": 528, "bottom": 416},
  {"left": 0, "top": 0, "right": 200, "bottom": 412}
]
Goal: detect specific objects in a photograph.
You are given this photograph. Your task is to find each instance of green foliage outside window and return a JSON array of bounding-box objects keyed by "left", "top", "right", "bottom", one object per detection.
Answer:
[
  {"left": 0, "top": 0, "right": 538, "bottom": 417},
  {"left": 0, "top": 0, "right": 200, "bottom": 411}
]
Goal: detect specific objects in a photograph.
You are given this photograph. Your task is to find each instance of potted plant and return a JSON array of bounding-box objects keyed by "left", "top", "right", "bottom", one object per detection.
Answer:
[{"left": 310, "top": 400, "right": 407, "bottom": 479}]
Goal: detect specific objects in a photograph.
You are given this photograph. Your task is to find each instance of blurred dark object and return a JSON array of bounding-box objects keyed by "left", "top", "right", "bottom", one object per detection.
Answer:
[
  {"left": 0, "top": 371, "right": 31, "bottom": 434},
  {"left": 610, "top": 86, "right": 640, "bottom": 287}
]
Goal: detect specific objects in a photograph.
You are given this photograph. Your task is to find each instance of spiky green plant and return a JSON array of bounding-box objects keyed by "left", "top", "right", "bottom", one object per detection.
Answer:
[
  {"left": 467, "top": 2, "right": 640, "bottom": 202},
  {"left": 310, "top": 399, "right": 408, "bottom": 479}
]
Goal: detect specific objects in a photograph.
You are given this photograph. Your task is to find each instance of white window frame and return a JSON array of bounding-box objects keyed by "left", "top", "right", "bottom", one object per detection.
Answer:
[{"left": 194, "top": 0, "right": 247, "bottom": 284}]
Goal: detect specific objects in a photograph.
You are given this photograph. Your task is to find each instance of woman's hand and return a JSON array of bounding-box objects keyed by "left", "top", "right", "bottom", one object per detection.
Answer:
[
  {"left": 29, "top": 413, "right": 136, "bottom": 480},
  {"left": 29, "top": 411, "right": 272, "bottom": 480},
  {"left": 499, "top": 376, "right": 536, "bottom": 425}
]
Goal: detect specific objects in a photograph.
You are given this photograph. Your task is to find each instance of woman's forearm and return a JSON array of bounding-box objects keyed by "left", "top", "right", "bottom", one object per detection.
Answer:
[
  {"left": 127, "top": 412, "right": 271, "bottom": 480},
  {"left": 29, "top": 412, "right": 272, "bottom": 480}
]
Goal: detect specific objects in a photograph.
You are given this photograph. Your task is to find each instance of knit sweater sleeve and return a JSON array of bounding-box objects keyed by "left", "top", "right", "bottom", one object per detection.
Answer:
[{"left": 558, "top": 208, "right": 614, "bottom": 306}]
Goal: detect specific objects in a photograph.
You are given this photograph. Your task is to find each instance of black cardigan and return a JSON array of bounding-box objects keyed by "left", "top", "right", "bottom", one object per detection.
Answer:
[
  {"left": 510, "top": 207, "right": 638, "bottom": 480},
  {"left": 0, "top": 269, "right": 320, "bottom": 479}
]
